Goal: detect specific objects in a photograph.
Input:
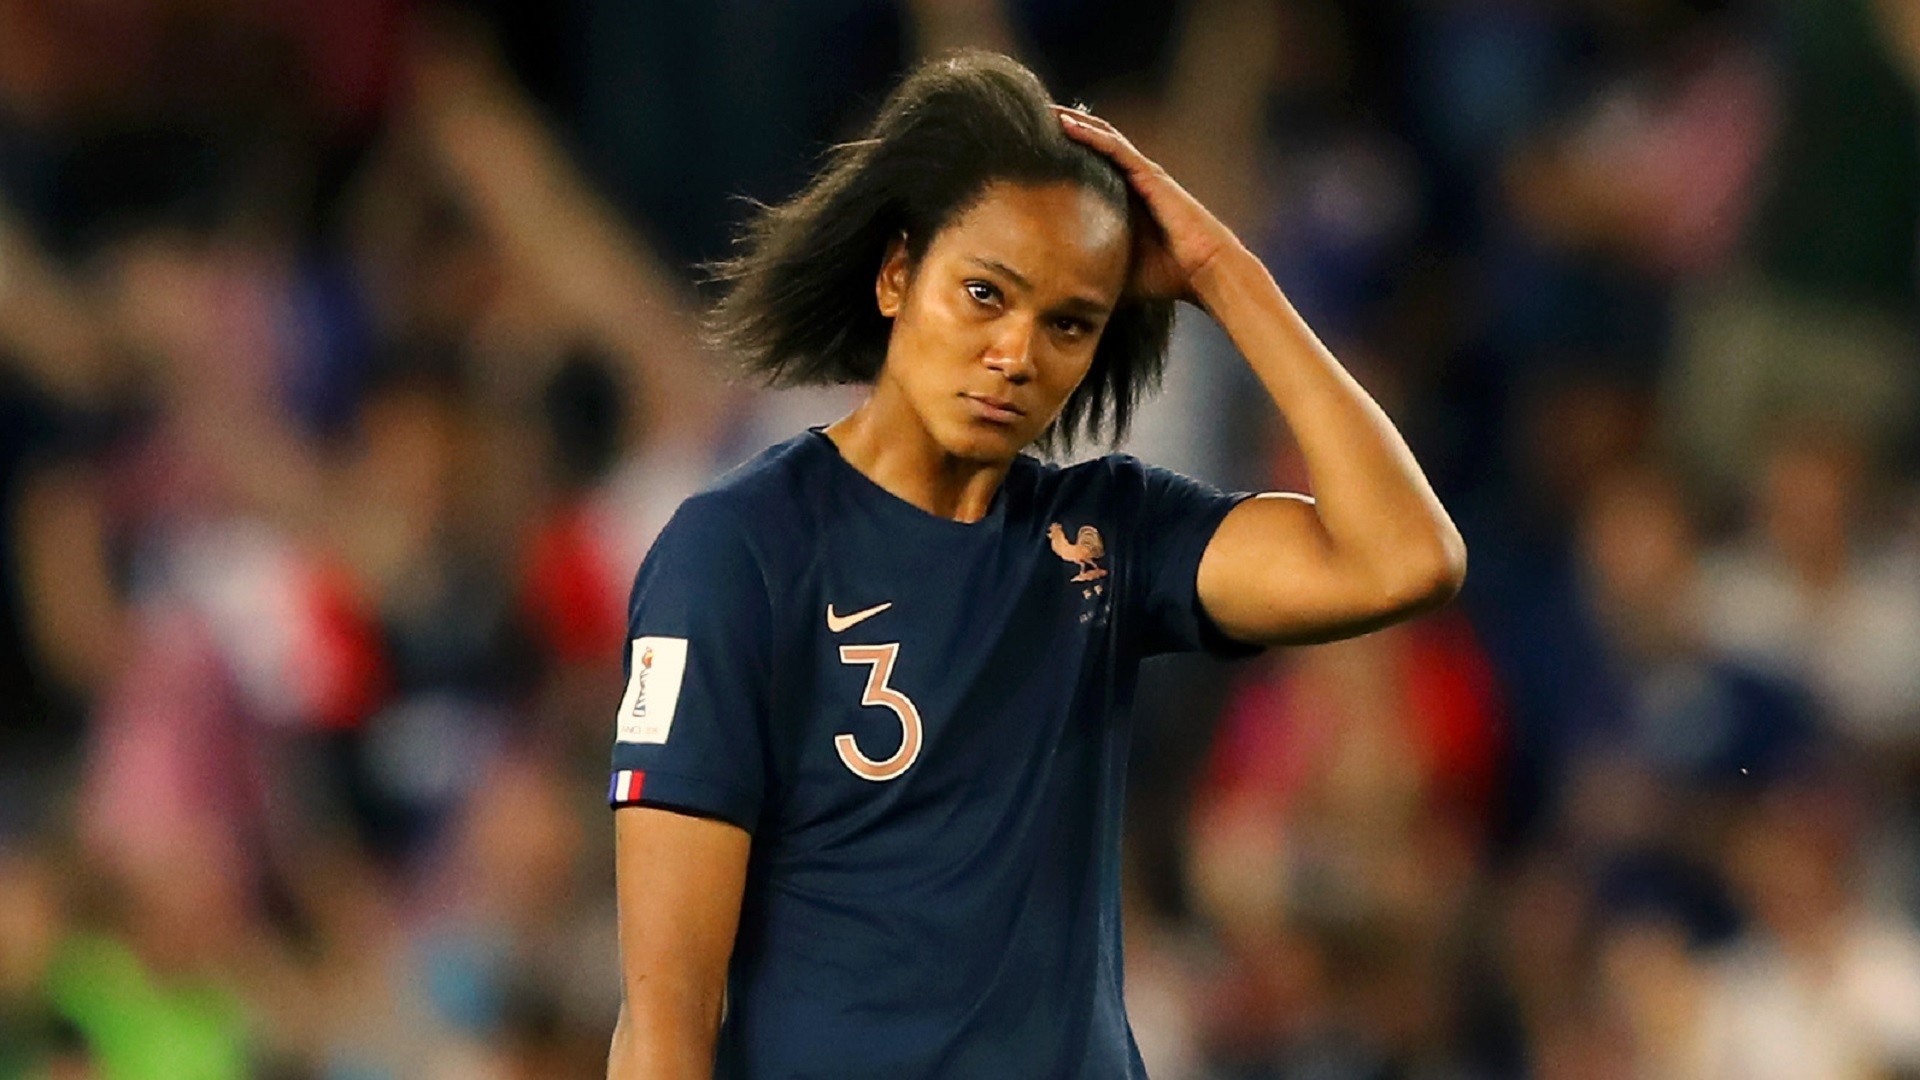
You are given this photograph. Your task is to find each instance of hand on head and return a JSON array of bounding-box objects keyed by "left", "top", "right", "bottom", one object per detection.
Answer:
[{"left": 1052, "top": 105, "right": 1240, "bottom": 305}]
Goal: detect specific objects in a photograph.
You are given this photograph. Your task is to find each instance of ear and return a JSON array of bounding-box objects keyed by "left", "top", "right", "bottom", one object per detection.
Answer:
[{"left": 875, "top": 232, "right": 910, "bottom": 318}]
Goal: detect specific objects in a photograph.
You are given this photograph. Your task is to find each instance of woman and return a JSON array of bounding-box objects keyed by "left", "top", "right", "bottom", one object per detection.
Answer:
[{"left": 607, "top": 51, "right": 1463, "bottom": 1079}]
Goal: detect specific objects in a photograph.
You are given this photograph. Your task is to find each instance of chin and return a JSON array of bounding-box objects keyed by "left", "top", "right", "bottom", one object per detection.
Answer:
[{"left": 937, "top": 420, "right": 1029, "bottom": 463}]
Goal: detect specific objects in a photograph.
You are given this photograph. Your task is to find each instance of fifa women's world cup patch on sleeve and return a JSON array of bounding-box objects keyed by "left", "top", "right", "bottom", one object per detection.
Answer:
[
  {"left": 615, "top": 636, "right": 689, "bottom": 744},
  {"left": 607, "top": 493, "right": 774, "bottom": 828}
]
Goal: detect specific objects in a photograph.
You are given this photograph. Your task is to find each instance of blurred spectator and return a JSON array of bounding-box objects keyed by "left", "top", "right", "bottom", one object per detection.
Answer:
[
  {"left": 1700, "top": 421, "right": 1920, "bottom": 753},
  {"left": 410, "top": 755, "right": 617, "bottom": 1072},
  {"left": 1184, "top": 613, "right": 1501, "bottom": 1077},
  {"left": 1456, "top": 371, "right": 1652, "bottom": 843},
  {"left": 1664, "top": 0, "right": 1920, "bottom": 501},
  {"left": 1569, "top": 459, "right": 1819, "bottom": 788},
  {"left": 1500, "top": 0, "right": 1773, "bottom": 279},
  {"left": 1695, "top": 774, "right": 1920, "bottom": 1079}
]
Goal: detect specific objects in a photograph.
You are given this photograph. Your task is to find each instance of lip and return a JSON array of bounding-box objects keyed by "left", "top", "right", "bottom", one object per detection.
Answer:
[{"left": 961, "top": 392, "right": 1026, "bottom": 425}]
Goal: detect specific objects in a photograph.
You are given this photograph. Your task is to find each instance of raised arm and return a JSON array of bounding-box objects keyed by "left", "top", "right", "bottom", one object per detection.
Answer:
[
  {"left": 608, "top": 807, "right": 750, "bottom": 1080},
  {"left": 1057, "top": 108, "right": 1465, "bottom": 647},
  {"left": 409, "top": 29, "right": 731, "bottom": 448}
]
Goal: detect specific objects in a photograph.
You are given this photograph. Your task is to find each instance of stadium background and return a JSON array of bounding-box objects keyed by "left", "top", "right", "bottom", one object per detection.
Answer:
[{"left": 1, "top": 0, "right": 1918, "bottom": 1076}]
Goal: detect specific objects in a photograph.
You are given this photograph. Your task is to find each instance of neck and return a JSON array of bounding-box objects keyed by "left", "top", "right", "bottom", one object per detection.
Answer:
[{"left": 823, "top": 391, "right": 1011, "bottom": 523}]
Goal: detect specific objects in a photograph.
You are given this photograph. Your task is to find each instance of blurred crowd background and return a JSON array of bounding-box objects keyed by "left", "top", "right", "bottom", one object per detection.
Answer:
[{"left": 0, "top": 0, "right": 1918, "bottom": 1077}]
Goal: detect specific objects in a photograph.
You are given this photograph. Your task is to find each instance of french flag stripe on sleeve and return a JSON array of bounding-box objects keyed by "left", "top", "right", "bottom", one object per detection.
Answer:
[{"left": 610, "top": 770, "right": 645, "bottom": 803}]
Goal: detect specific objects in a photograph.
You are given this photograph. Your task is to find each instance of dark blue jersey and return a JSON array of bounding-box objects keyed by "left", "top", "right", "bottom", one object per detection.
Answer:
[{"left": 609, "top": 430, "right": 1256, "bottom": 1078}]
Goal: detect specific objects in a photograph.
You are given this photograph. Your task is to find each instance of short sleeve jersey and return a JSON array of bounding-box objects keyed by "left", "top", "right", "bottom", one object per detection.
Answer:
[{"left": 609, "top": 430, "right": 1257, "bottom": 1079}]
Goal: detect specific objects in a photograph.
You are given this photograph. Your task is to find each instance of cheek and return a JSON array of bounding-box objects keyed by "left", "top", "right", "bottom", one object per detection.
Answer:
[
  {"left": 896, "top": 280, "right": 975, "bottom": 347},
  {"left": 884, "top": 300, "right": 975, "bottom": 399},
  {"left": 1029, "top": 346, "right": 1099, "bottom": 422},
  {"left": 1044, "top": 339, "right": 1101, "bottom": 390}
]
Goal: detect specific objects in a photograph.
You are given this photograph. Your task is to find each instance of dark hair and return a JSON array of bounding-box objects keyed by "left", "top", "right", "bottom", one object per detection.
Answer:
[{"left": 704, "top": 50, "right": 1175, "bottom": 449}]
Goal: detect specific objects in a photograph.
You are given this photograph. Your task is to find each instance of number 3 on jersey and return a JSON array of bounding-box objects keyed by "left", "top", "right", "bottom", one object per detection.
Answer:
[{"left": 836, "top": 643, "right": 922, "bottom": 781}]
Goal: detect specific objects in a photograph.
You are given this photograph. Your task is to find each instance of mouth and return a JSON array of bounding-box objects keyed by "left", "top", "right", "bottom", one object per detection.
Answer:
[{"left": 961, "top": 392, "right": 1026, "bottom": 425}]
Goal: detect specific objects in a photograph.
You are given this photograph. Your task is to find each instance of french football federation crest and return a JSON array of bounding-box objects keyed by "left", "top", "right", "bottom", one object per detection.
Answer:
[{"left": 1048, "top": 523, "right": 1108, "bottom": 582}]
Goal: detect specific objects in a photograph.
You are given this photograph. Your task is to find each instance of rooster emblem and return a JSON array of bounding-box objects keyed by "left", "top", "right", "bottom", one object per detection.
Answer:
[{"left": 1048, "top": 523, "right": 1108, "bottom": 582}]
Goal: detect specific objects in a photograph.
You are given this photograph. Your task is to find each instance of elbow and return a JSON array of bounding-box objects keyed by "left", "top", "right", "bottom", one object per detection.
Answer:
[
  {"left": 1432, "top": 519, "right": 1470, "bottom": 602},
  {"left": 1386, "top": 521, "right": 1468, "bottom": 616}
]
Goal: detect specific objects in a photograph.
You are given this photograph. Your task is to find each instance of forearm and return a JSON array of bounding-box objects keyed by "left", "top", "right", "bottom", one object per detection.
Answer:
[
  {"left": 1193, "top": 245, "right": 1464, "bottom": 595},
  {"left": 413, "top": 40, "right": 725, "bottom": 446},
  {"left": 607, "top": 995, "right": 720, "bottom": 1080},
  {"left": 609, "top": 808, "right": 748, "bottom": 1080}
]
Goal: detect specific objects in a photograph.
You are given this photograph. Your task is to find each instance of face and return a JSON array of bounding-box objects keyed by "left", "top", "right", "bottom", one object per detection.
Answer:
[{"left": 874, "top": 180, "right": 1131, "bottom": 462}]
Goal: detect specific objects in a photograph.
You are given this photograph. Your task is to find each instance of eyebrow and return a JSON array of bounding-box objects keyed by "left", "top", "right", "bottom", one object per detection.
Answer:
[
  {"left": 968, "top": 257, "right": 1032, "bottom": 291},
  {"left": 965, "top": 257, "right": 1114, "bottom": 318}
]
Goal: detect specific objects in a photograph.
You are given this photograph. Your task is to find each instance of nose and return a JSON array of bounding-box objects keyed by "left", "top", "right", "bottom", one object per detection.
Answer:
[{"left": 983, "top": 317, "right": 1036, "bottom": 385}]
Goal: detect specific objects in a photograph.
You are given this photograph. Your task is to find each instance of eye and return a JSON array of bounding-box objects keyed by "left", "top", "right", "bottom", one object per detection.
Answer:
[
  {"left": 1051, "top": 316, "right": 1093, "bottom": 340},
  {"left": 963, "top": 280, "right": 1001, "bottom": 306}
]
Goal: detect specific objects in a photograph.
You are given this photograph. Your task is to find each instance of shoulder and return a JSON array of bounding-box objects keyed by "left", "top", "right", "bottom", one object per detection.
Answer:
[
  {"left": 638, "top": 432, "right": 838, "bottom": 604},
  {"left": 1027, "top": 452, "right": 1216, "bottom": 514},
  {"left": 660, "top": 432, "right": 827, "bottom": 548},
  {"left": 1025, "top": 451, "right": 1146, "bottom": 496}
]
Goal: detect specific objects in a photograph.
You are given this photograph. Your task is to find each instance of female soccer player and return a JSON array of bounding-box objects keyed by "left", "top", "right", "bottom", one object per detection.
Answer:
[{"left": 606, "top": 52, "right": 1464, "bottom": 1079}]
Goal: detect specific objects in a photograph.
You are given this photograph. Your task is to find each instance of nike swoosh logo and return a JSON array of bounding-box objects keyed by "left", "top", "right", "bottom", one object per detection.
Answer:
[{"left": 826, "top": 601, "right": 893, "bottom": 633}]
